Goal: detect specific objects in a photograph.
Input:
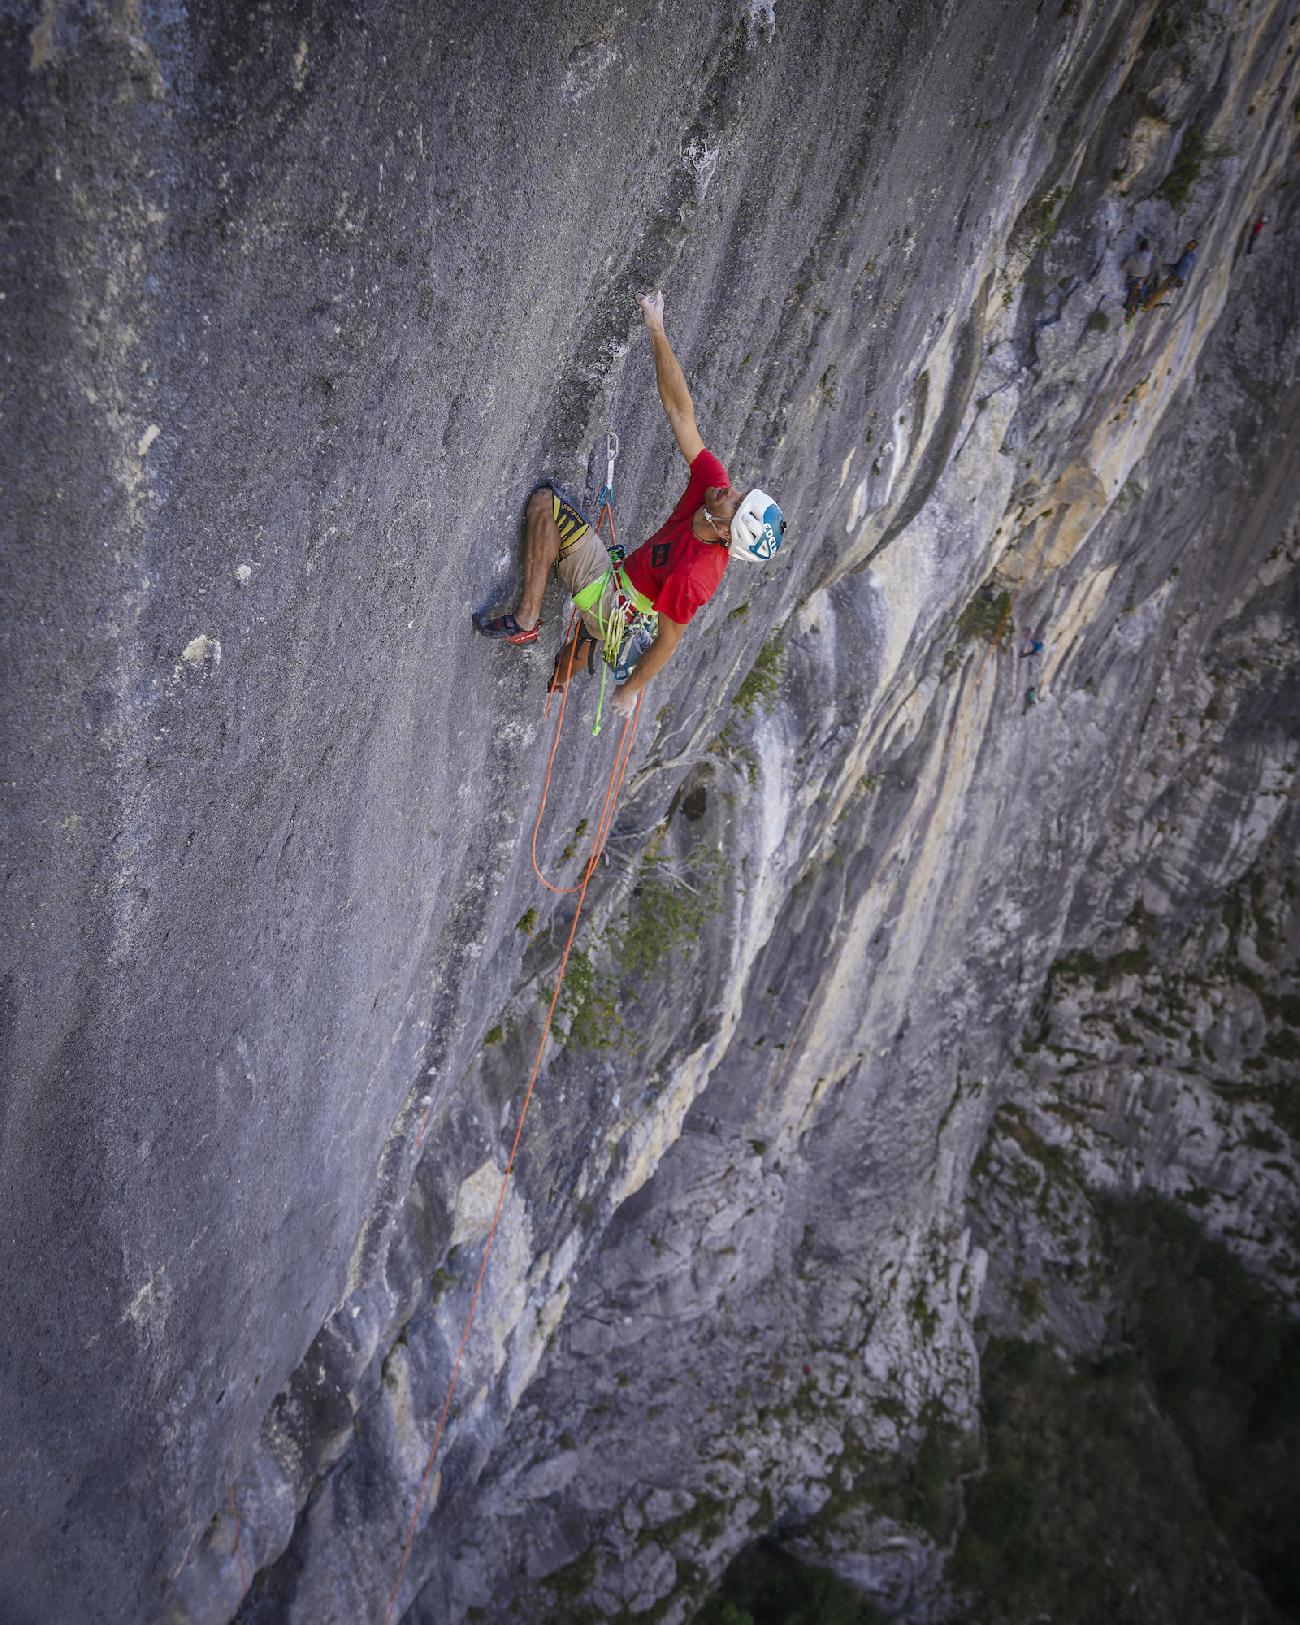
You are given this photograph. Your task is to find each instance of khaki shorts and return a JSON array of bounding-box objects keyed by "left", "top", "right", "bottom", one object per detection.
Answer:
[{"left": 547, "top": 490, "right": 619, "bottom": 642}]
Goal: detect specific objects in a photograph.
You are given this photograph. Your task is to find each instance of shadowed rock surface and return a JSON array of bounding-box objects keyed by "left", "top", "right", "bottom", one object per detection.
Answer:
[{"left": 1, "top": 1, "right": 1297, "bottom": 1622}]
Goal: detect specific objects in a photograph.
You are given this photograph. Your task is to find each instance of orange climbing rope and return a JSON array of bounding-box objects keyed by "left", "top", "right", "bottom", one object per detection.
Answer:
[
  {"left": 384, "top": 486, "right": 641, "bottom": 1625},
  {"left": 532, "top": 490, "right": 624, "bottom": 894}
]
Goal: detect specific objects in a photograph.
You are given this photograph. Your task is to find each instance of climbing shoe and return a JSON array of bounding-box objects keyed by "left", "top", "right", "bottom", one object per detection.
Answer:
[{"left": 473, "top": 611, "right": 541, "bottom": 645}]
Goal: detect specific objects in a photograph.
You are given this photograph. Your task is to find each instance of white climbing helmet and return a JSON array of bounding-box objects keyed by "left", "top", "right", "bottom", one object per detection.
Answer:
[{"left": 728, "top": 488, "right": 786, "bottom": 564}]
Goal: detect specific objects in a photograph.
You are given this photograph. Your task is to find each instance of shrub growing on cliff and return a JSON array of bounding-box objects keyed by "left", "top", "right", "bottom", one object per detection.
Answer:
[
  {"left": 733, "top": 637, "right": 785, "bottom": 717},
  {"left": 619, "top": 850, "right": 723, "bottom": 983},
  {"left": 1028, "top": 186, "right": 1065, "bottom": 254},
  {"left": 1158, "top": 124, "right": 1231, "bottom": 212},
  {"left": 552, "top": 947, "right": 621, "bottom": 1049},
  {"left": 956, "top": 587, "right": 1013, "bottom": 647},
  {"left": 539, "top": 846, "right": 726, "bottom": 1044},
  {"left": 1143, "top": 8, "right": 1191, "bottom": 51},
  {"left": 1047, "top": 942, "right": 1152, "bottom": 989}
]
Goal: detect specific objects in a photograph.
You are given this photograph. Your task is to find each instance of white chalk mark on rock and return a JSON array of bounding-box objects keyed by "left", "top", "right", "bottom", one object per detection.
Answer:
[
  {"left": 180, "top": 634, "right": 222, "bottom": 673},
  {"left": 122, "top": 1268, "right": 170, "bottom": 1338},
  {"left": 744, "top": 0, "right": 776, "bottom": 43},
  {"left": 684, "top": 139, "right": 720, "bottom": 199}
]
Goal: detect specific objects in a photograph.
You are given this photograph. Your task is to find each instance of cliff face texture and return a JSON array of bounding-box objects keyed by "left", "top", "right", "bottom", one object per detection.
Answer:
[{"left": 2, "top": 1, "right": 1298, "bottom": 1622}]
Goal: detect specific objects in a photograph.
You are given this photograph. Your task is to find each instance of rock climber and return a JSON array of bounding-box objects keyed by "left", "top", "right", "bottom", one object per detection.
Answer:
[
  {"left": 473, "top": 291, "right": 786, "bottom": 718},
  {"left": 1165, "top": 238, "right": 1199, "bottom": 290},
  {"left": 1246, "top": 215, "right": 1267, "bottom": 255},
  {"left": 1019, "top": 636, "right": 1045, "bottom": 660},
  {"left": 1121, "top": 236, "right": 1154, "bottom": 322}
]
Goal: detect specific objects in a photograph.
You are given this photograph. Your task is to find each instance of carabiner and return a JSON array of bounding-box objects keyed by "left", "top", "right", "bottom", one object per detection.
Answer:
[{"left": 605, "top": 430, "right": 619, "bottom": 496}]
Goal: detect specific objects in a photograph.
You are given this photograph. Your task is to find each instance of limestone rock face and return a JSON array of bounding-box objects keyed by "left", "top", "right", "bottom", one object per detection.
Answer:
[{"left": 1, "top": 2, "right": 1297, "bottom": 1622}]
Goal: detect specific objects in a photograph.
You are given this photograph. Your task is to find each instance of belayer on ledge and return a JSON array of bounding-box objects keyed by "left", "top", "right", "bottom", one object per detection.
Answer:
[
  {"left": 474, "top": 290, "right": 786, "bottom": 719},
  {"left": 1121, "top": 236, "right": 1154, "bottom": 323}
]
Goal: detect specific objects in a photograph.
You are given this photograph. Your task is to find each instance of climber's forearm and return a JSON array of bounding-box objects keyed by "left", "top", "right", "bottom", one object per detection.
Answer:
[
  {"left": 639, "top": 292, "right": 704, "bottom": 464},
  {"left": 648, "top": 325, "right": 696, "bottom": 427},
  {"left": 620, "top": 617, "right": 684, "bottom": 698}
]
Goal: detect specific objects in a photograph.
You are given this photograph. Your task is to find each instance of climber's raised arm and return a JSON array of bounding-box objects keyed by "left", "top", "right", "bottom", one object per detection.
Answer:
[{"left": 638, "top": 290, "right": 705, "bottom": 466}]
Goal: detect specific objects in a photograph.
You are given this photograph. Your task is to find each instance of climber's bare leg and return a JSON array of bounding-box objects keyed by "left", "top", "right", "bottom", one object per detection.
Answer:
[{"left": 516, "top": 488, "right": 562, "bottom": 631}]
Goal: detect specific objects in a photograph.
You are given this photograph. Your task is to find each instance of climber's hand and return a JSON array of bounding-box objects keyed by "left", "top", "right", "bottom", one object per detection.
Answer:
[
  {"left": 639, "top": 290, "right": 665, "bottom": 332},
  {"left": 610, "top": 683, "right": 639, "bottom": 719}
]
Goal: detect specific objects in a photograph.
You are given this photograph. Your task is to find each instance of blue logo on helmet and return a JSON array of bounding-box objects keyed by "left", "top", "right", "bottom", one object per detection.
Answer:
[{"left": 747, "top": 502, "right": 784, "bottom": 560}]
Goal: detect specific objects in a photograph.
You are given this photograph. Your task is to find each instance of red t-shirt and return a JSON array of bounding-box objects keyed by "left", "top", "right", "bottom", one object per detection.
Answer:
[{"left": 623, "top": 448, "right": 730, "bottom": 625}]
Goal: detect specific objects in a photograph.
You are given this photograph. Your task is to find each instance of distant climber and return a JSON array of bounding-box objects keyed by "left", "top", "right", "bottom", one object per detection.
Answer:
[
  {"left": 1164, "top": 239, "right": 1198, "bottom": 290},
  {"left": 1246, "top": 215, "right": 1267, "bottom": 255},
  {"left": 1019, "top": 637, "right": 1045, "bottom": 660},
  {"left": 1121, "top": 237, "right": 1154, "bottom": 322},
  {"left": 474, "top": 291, "right": 786, "bottom": 718},
  {"left": 1024, "top": 685, "right": 1041, "bottom": 712}
]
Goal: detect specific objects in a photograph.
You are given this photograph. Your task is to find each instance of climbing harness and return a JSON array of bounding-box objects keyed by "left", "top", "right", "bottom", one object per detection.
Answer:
[
  {"left": 561, "top": 430, "right": 660, "bottom": 735},
  {"left": 571, "top": 564, "right": 657, "bottom": 731},
  {"left": 384, "top": 437, "right": 643, "bottom": 1625}
]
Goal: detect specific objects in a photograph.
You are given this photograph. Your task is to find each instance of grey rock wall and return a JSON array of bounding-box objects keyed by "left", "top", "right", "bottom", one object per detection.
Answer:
[{"left": 1, "top": 1, "right": 1297, "bottom": 1622}]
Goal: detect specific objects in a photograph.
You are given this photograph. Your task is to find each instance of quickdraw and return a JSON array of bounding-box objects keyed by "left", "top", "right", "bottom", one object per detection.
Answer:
[{"left": 596, "top": 426, "right": 618, "bottom": 513}]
